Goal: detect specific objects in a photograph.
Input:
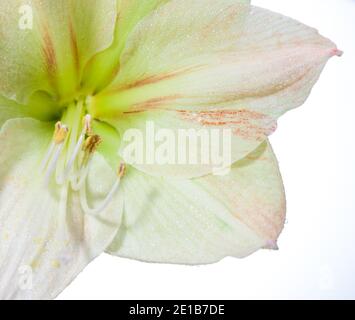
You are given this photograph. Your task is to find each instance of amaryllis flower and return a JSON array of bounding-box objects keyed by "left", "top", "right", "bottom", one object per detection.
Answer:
[{"left": 0, "top": 0, "right": 340, "bottom": 299}]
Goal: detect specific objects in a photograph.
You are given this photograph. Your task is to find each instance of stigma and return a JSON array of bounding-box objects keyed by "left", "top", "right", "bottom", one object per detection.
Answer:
[{"left": 41, "top": 114, "right": 125, "bottom": 216}]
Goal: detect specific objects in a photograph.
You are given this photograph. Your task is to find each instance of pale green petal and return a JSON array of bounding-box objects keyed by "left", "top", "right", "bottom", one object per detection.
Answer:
[
  {"left": 107, "top": 142, "right": 285, "bottom": 264},
  {"left": 0, "top": 119, "right": 122, "bottom": 299},
  {"left": 0, "top": 0, "right": 117, "bottom": 104},
  {"left": 91, "top": 0, "right": 250, "bottom": 112},
  {"left": 92, "top": 119, "right": 122, "bottom": 170},
  {"left": 114, "top": 0, "right": 171, "bottom": 45},
  {"left": 82, "top": 0, "right": 171, "bottom": 93},
  {"left": 0, "top": 96, "right": 31, "bottom": 128},
  {"left": 91, "top": 4, "right": 338, "bottom": 178},
  {"left": 0, "top": 91, "right": 61, "bottom": 127}
]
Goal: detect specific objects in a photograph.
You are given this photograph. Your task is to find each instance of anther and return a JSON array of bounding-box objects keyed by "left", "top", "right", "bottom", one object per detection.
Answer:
[
  {"left": 53, "top": 122, "right": 69, "bottom": 145},
  {"left": 83, "top": 134, "right": 102, "bottom": 154},
  {"left": 118, "top": 162, "right": 126, "bottom": 178}
]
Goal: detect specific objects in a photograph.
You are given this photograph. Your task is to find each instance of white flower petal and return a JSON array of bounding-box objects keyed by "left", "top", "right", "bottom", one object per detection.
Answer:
[
  {"left": 108, "top": 142, "right": 285, "bottom": 264},
  {"left": 0, "top": 119, "right": 122, "bottom": 299},
  {"left": 91, "top": 3, "right": 339, "bottom": 178}
]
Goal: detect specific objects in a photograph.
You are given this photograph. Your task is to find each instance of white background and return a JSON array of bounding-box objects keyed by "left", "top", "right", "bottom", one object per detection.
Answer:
[{"left": 59, "top": 0, "right": 355, "bottom": 299}]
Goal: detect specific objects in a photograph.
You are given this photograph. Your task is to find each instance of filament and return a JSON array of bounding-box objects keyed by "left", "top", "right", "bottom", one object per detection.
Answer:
[
  {"left": 44, "top": 143, "right": 64, "bottom": 185},
  {"left": 40, "top": 141, "right": 55, "bottom": 171},
  {"left": 42, "top": 122, "right": 68, "bottom": 185},
  {"left": 79, "top": 163, "right": 125, "bottom": 216}
]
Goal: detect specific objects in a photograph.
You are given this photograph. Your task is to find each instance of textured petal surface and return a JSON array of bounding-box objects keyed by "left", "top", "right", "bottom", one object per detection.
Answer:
[
  {"left": 82, "top": 0, "right": 171, "bottom": 93},
  {"left": 91, "top": 4, "right": 339, "bottom": 178},
  {"left": 107, "top": 142, "right": 285, "bottom": 264},
  {"left": 0, "top": 119, "right": 122, "bottom": 299},
  {"left": 92, "top": 0, "right": 251, "bottom": 112},
  {"left": 0, "top": 0, "right": 117, "bottom": 104}
]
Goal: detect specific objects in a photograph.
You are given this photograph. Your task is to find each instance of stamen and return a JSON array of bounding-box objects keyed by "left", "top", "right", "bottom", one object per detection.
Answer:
[
  {"left": 42, "top": 122, "right": 68, "bottom": 185},
  {"left": 81, "top": 134, "right": 102, "bottom": 167},
  {"left": 68, "top": 118, "right": 100, "bottom": 190},
  {"left": 44, "top": 143, "right": 65, "bottom": 185},
  {"left": 79, "top": 162, "right": 126, "bottom": 216},
  {"left": 83, "top": 114, "right": 92, "bottom": 135},
  {"left": 63, "top": 115, "right": 92, "bottom": 179},
  {"left": 118, "top": 162, "right": 126, "bottom": 178},
  {"left": 69, "top": 133, "right": 102, "bottom": 188},
  {"left": 40, "top": 141, "right": 55, "bottom": 171},
  {"left": 53, "top": 122, "right": 69, "bottom": 145},
  {"left": 40, "top": 111, "right": 122, "bottom": 216}
]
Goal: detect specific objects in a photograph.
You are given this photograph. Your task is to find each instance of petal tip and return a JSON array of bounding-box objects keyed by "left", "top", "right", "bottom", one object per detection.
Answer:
[
  {"left": 331, "top": 48, "right": 343, "bottom": 57},
  {"left": 264, "top": 239, "right": 279, "bottom": 251}
]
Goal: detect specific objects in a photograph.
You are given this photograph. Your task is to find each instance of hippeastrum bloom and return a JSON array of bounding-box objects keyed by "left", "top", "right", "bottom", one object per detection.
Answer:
[{"left": 0, "top": 0, "right": 340, "bottom": 299}]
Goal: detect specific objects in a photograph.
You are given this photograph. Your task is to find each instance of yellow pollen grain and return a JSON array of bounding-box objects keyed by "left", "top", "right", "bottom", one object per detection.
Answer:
[
  {"left": 31, "top": 260, "right": 40, "bottom": 270},
  {"left": 52, "top": 260, "right": 61, "bottom": 269}
]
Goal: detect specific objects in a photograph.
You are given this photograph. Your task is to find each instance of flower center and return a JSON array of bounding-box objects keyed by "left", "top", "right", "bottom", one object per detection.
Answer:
[{"left": 41, "top": 99, "right": 125, "bottom": 216}]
